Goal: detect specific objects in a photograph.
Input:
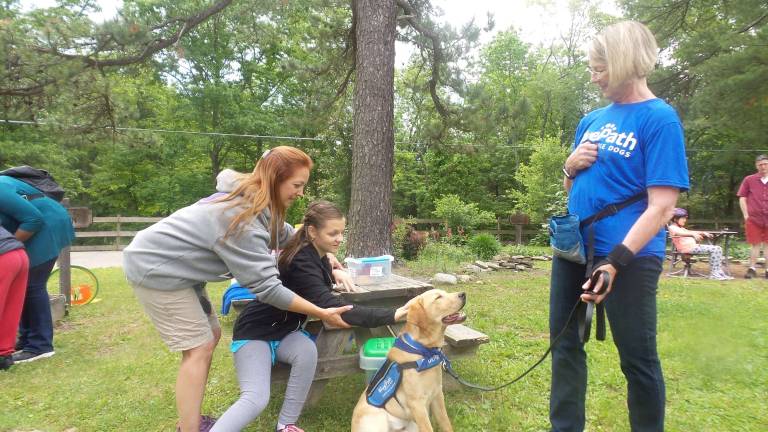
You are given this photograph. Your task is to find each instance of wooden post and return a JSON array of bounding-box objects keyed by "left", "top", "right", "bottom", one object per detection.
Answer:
[
  {"left": 115, "top": 214, "right": 121, "bottom": 250},
  {"left": 60, "top": 198, "right": 72, "bottom": 307},
  {"left": 515, "top": 224, "right": 523, "bottom": 245}
]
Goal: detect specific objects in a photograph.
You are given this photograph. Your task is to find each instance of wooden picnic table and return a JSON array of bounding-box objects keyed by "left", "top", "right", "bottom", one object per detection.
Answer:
[{"left": 230, "top": 273, "right": 490, "bottom": 406}]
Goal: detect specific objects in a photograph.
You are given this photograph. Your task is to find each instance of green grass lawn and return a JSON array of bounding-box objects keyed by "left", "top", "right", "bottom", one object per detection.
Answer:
[{"left": 1, "top": 264, "right": 766, "bottom": 431}]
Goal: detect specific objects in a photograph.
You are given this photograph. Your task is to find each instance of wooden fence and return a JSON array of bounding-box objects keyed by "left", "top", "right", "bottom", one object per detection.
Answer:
[
  {"left": 68, "top": 215, "right": 744, "bottom": 252},
  {"left": 71, "top": 215, "right": 163, "bottom": 251},
  {"left": 689, "top": 219, "right": 742, "bottom": 231},
  {"left": 399, "top": 217, "right": 744, "bottom": 244},
  {"left": 398, "top": 218, "right": 540, "bottom": 244}
]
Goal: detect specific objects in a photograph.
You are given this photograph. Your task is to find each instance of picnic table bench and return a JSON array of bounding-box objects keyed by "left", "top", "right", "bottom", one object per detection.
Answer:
[{"left": 230, "top": 274, "right": 490, "bottom": 406}]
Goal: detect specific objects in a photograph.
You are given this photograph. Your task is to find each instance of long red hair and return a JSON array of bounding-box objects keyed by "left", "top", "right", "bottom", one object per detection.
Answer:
[{"left": 221, "top": 146, "right": 313, "bottom": 248}]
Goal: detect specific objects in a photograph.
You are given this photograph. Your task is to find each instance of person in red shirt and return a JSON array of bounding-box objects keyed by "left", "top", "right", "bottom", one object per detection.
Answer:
[{"left": 737, "top": 154, "right": 768, "bottom": 278}]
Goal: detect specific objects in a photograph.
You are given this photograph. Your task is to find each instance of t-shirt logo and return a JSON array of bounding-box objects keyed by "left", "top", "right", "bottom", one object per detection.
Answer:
[{"left": 580, "top": 123, "right": 638, "bottom": 159}]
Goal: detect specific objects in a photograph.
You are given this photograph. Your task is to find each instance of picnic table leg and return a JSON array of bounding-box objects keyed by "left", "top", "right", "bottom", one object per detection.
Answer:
[{"left": 305, "top": 327, "right": 354, "bottom": 407}]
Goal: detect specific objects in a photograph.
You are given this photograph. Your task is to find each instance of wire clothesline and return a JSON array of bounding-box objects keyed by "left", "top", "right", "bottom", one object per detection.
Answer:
[
  {"left": 1, "top": 119, "right": 765, "bottom": 153},
  {"left": 1, "top": 119, "right": 323, "bottom": 142}
]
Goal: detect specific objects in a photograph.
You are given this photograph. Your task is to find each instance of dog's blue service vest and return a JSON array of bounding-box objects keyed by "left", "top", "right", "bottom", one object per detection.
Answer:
[{"left": 365, "top": 334, "right": 451, "bottom": 407}]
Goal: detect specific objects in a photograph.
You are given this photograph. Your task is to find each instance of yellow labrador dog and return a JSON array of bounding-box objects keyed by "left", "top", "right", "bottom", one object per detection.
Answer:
[{"left": 351, "top": 289, "right": 466, "bottom": 432}]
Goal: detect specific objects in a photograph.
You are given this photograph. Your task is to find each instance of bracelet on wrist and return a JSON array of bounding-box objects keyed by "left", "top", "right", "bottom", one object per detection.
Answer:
[
  {"left": 562, "top": 164, "right": 576, "bottom": 180},
  {"left": 605, "top": 243, "right": 635, "bottom": 269}
]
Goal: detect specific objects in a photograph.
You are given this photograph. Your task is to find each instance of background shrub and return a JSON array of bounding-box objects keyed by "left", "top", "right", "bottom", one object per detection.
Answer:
[
  {"left": 433, "top": 194, "right": 496, "bottom": 233},
  {"left": 391, "top": 219, "right": 427, "bottom": 260},
  {"left": 468, "top": 233, "right": 501, "bottom": 260}
]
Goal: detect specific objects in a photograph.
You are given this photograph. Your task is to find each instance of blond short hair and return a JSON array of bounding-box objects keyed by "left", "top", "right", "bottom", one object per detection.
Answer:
[{"left": 589, "top": 21, "right": 658, "bottom": 90}]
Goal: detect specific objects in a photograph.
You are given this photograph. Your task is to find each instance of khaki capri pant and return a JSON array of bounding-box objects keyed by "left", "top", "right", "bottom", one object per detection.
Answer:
[{"left": 133, "top": 284, "right": 221, "bottom": 352}]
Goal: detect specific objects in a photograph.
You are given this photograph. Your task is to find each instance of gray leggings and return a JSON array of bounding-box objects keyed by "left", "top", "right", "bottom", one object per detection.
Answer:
[
  {"left": 690, "top": 244, "right": 725, "bottom": 277},
  {"left": 211, "top": 332, "right": 318, "bottom": 432}
]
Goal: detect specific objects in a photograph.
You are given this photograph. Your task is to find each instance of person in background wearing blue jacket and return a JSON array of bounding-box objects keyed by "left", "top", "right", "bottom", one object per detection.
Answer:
[
  {"left": 552, "top": 21, "right": 689, "bottom": 431},
  {"left": 0, "top": 174, "right": 75, "bottom": 364},
  {"left": 212, "top": 201, "right": 408, "bottom": 432}
]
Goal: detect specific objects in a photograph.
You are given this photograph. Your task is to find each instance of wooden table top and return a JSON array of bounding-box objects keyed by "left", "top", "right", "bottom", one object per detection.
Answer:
[{"left": 339, "top": 274, "right": 433, "bottom": 302}]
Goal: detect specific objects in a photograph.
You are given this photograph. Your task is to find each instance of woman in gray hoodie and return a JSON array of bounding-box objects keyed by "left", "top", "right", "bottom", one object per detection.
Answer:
[{"left": 123, "top": 146, "right": 352, "bottom": 432}]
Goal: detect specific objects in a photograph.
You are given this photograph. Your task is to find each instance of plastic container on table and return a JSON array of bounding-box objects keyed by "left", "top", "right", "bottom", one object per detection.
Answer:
[{"left": 344, "top": 255, "right": 394, "bottom": 285}]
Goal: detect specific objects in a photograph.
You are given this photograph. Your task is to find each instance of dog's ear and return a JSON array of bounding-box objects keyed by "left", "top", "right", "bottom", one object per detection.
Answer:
[{"left": 406, "top": 295, "right": 426, "bottom": 327}]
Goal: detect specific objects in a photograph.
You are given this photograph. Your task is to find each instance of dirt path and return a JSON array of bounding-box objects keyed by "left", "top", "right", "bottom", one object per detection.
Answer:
[{"left": 68, "top": 251, "right": 124, "bottom": 269}]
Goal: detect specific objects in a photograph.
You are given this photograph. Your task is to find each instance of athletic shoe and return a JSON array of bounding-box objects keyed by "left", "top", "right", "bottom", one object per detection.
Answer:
[
  {"left": 11, "top": 350, "right": 55, "bottom": 364},
  {"left": 175, "top": 416, "right": 217, "bottom": 432},
  {"left": 0, "top": 355, "right": 13, "bottom": 371},
  {"left": 745, "top": 267, "right": 757, "bottom": 279},
  {"left": 710, "top": 273, "right": 734, "bottom": 281},
  {"left": 277, "top": 425, "right": 305, "bottom": 432}
]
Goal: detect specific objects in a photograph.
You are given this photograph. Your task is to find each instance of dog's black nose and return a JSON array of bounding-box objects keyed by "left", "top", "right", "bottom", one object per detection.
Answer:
[{"left": 458, "top": 292, "right": 466, "bottom": 300}]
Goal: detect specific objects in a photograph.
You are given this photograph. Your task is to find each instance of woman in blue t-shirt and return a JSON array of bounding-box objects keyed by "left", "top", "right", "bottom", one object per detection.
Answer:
[{"left": 552, "top": 21, "right": 689, "bottom": 431}]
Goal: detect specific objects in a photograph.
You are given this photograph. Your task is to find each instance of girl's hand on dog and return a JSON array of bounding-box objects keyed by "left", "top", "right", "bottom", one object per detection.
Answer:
[{"left": 581, "top": 263, "right": 617, "bottom": 304}]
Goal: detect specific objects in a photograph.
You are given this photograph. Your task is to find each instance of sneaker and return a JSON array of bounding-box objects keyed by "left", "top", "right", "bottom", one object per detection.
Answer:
[
  {"left": 199, "top": 415, "right": 217, "bottom": 432},
  {"left": 175, "top": 416, "right": 217, "bottom": 432},
  {"left": 11, "top": 350, "right": 55, "bottom": 364},
  {"left": 710, "top": 273, "right": 734, "bottom": 281},
  {"left": 0, "top": 355, "right": 13, "bottom": 371},
  {"left": 745, "top": 267, "right": 757, "bottom": 279},
  {"left": 277, "top": 425, "right": 305, "bottom": 432}
]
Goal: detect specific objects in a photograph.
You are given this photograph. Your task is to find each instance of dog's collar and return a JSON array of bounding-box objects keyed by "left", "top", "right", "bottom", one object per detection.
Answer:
[{"left": 394, "top": 333, "right": 449, "bottom": 372}]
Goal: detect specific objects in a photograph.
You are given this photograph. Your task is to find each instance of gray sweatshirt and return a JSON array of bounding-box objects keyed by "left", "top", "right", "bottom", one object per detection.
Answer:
[
  {"left": 123, "top": 200, "right": 296, "bottom": 311},
  {"left": 0, "top": 225, "right": 24, "bottom": 255}
]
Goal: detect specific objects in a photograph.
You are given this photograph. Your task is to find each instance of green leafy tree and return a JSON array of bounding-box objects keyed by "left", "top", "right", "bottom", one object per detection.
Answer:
[
  {"left": 622, "top": 0, "right": 768, "bottom": 218},
  {"left": 510, "top": 137, "right": 569, "bottom": 223}
]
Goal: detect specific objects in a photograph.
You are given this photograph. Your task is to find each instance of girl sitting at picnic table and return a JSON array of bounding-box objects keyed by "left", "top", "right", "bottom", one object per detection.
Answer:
[
  {"left": 668, "top": 208, "right": 733, "bottom": 280},
  {"left": 211, "top": 201, "right": 409, "bottom": 432}
]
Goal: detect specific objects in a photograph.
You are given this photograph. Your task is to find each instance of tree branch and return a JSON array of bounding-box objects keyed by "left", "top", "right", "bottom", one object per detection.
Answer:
[
  {"left": 395, "top": 0, "right": 450, "bottom": 119},
  {"left": 739, "top": 12, "right": 768, "bottom": 34},
  {"left": 38, "top": 0, "right": 232, "bottom": 68},
  {"left": 0, "top": 0, "right": 233, "bottom": 96}
]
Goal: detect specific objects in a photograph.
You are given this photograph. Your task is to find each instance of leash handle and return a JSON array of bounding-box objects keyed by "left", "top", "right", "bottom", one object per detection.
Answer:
[
  {"left": 579, "top": 269, "right": 611, "bottom": 343},
  {"left": 584, "top": 269, "right": 611, "bottom": 296}
]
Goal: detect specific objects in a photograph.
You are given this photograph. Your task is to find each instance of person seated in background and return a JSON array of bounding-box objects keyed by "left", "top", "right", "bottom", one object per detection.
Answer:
[{"left": 668, "top": 208, "right": 733, "bottom": 280}]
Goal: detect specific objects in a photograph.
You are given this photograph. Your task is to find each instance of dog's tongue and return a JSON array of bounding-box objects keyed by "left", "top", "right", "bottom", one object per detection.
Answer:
[{"left": 442, "top": 312, "right": 466, "bottom": 324}]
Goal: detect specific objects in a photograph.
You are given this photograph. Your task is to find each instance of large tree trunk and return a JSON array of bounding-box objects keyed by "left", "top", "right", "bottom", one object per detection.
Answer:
[{"left": 347, "top": 0, "right": 396, "bottom": 257}]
